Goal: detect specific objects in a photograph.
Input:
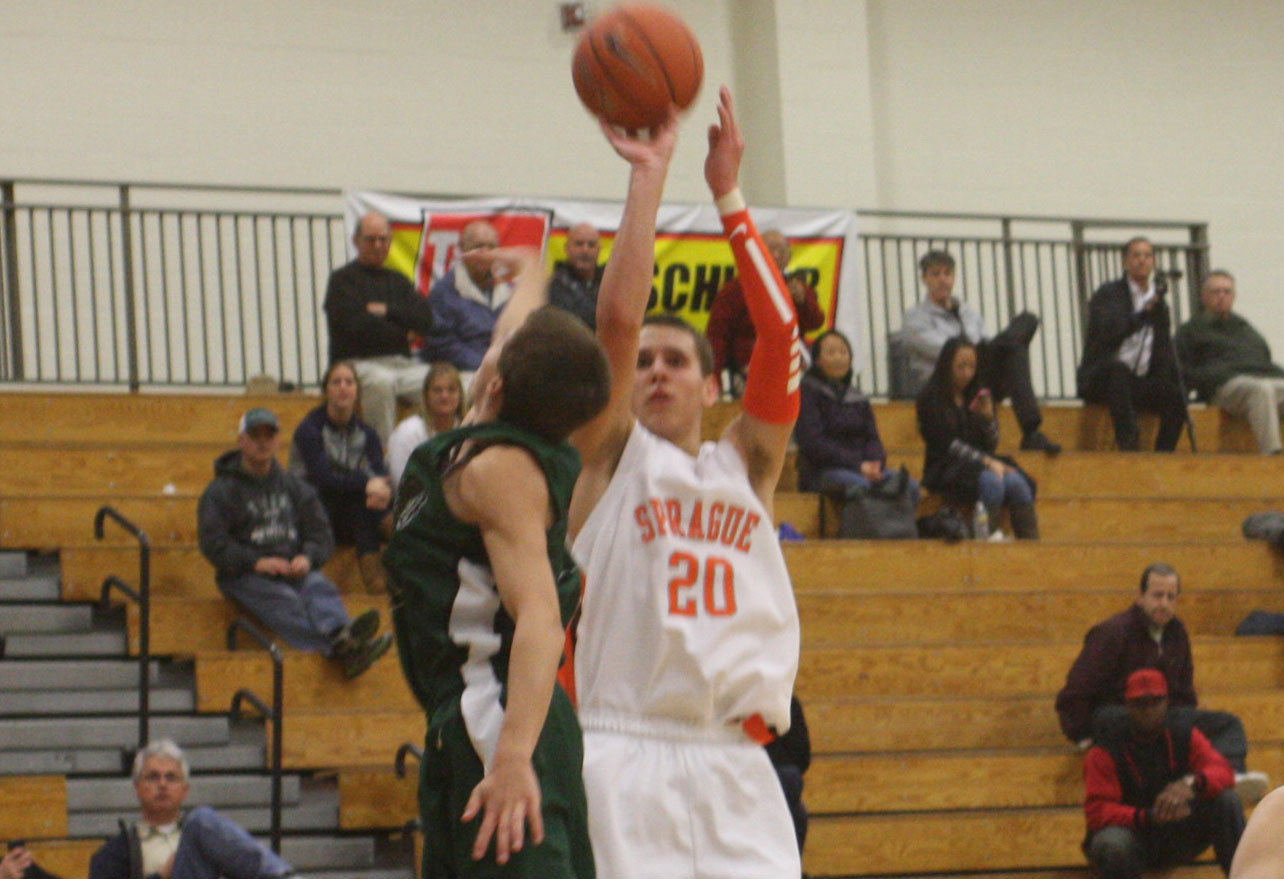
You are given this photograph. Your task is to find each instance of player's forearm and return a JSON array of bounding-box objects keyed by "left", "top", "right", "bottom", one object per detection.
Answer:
[
  {"left": 494, "top": 600, "right": 565, "bottom": 764},
  {"left": 597, "top": 163, "right": 667, "bottom": 333}
]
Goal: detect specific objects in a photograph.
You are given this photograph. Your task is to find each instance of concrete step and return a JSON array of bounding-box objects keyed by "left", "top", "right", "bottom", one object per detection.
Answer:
[
  {"left": 0, "top": 733, "right": 265, "bottom": 776},
  {"left": 0, "top": 714, "right": 230, "bottom": 750},
  {"left": 0, "top": 604, "right": 92, "bottom": 633},
  {"left": 0, "top": 686, "right": 194, "bottom": 716},
  {"left": 4, "top": 630, "right": 127, "bottom": 657},
  {"left": 68, "top": 773, "right": 304, "bottom": 811},
  {"left": 277, "top": 835, "right": 376, "bottom": 871},
  {"left": 68, "top": 787, "right": 339, "bottom": 837},
  {"left": 0, "top": 659, "right": 165, "bottom": 691},
  {"left": 0, "top": 552, "right": 28, "bottom": 578},
  {"left": 0, "top": 575, "right": 61, "bottom": 601}
]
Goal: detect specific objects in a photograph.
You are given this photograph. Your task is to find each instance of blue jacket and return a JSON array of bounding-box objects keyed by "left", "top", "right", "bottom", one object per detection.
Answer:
[
  {"left": 795, "top": 371, "right": 887, "bottom": 490},
  {"left": 420, "top": 268, "right": 505, "bottom": 371}
]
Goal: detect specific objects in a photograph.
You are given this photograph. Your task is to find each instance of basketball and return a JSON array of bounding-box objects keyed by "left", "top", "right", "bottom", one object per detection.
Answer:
[{"left": 571, "top": 3, "right": 704, "bottom": 130}]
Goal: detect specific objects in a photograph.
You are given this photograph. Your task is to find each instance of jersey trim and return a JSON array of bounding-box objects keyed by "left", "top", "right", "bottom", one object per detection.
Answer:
[{"left": 449, "top": 557, "right": 505, "bottom": 770}]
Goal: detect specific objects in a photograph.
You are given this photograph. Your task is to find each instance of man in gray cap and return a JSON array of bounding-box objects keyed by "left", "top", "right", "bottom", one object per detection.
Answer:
[{"left": 197, "top": 407, "right": 392, "bottom": 678}]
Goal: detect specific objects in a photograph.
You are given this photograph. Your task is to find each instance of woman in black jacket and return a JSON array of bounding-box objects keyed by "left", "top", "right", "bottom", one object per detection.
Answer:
[
  {"left": 795, "top": 330, "right": 918, "bottom": 503},
  {"left": 916, "top": 337, "right": 1039, "bottom": 539}
]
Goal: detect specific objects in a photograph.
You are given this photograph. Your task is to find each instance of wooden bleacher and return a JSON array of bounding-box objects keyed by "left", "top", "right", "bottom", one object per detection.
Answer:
[{"left": 2, "top": 390, "right": 1283, "bottom": 879}]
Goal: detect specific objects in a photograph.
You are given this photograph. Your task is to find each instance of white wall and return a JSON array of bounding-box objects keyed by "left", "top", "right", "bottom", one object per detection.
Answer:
[{"left": 4, "top": 0, "right": 1283, "bottom": 352}]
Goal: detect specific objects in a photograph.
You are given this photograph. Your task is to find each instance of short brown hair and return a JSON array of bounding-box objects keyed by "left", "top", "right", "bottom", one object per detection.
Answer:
[
  {"left": 498, "top": 307, "right": 610, "bottom": 442},
  {"left": 643, "top": 314, "right": 714, "bottom": 376}
]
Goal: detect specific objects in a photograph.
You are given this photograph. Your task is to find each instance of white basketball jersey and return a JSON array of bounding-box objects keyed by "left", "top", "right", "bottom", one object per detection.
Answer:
[{"left": 572, "top": 422, "right": 799, "bottom": 732}]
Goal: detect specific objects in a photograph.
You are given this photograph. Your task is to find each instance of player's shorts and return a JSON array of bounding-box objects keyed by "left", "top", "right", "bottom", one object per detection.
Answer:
[
  {"left": 418, "top": 687, "right": 595, "bottom": 879},
  {"left": 580, "top": 709, "right": 801, "bottom": 879}
]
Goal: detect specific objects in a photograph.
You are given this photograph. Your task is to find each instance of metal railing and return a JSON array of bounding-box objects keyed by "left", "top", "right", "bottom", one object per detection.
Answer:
[
  {"left": 227, "top": 617, "right": 285, "bottom": 854},
  {"left": 93, "top": 505, "right": 151, "bottom": 750},
  {"left": 1, "top": 179, "right": 1211, "bottom": 399},
  {"left": 857, "top": 211, "right": 1209, "bottom": 399}
]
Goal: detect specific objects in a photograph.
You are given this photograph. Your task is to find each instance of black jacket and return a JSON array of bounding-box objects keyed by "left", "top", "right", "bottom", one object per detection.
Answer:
[
  {"left": 197, "top": 450, "right": 334, "bottom": 581},
  {"left": 1077, "top": 277, "right": 1176, "bottom": 399},
  {"left": 324, "top": 260, "right": 434, "bottom": 361}
]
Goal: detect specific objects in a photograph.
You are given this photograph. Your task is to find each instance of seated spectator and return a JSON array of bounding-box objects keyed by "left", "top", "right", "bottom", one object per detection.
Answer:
[
  {"left": 289, "top": 360, "right": 392, "bottom": 593},
  {"left": 386, "top": 362, "right": 465, "bottom": 488},
  {"left": 324, "top": 210, "right": 435, "bottom": 444},
  {"left": 1177, "top": 270, "right": 1284, "bottom": 453},
  {"left": 89, "top": 739, "right": 297, "bottom": 879},
  {"left": 1082, "top": 669, "right": 1246, "bottom": 879},
  {"left": 1, "top": 845, "right": 60, "bottom": 879},
  {"left": 707, "top": 229, "right": 824, "bottom": 396},
  {"left": 796, "top": 329, "right": 920, "bottom": 502},
  {"left": 1055, "top": 563, "right": 1270, "bottom": 799},
  {"left": 765, "top": 695, "right": 811, "bottom": 855},
  {"left": 916, "top": 338, "right": 1039, "bottom": 539},
  {"left": 902, "top": 250, "right": 1060, "bottom": 452},
  {"left": 419, "top": 219, "right": 511, "bottom": 378},
  {"left": 197, "top": 406, "right": 392, "bottom": 678},
  {"left": 1230, "top": 785, "right": 1284, "bottom": 879},
  {"left": 547, "top": 222, "right": 603, "bottom": 330},
  {"left": 1078, "top": 237, "right": 1186, "bottom": 451}
]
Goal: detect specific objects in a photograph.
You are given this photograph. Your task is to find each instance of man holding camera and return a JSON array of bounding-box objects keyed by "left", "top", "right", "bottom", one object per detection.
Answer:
[{"left": 1077, "top": 237, "right": 1187, "bottom": 451}]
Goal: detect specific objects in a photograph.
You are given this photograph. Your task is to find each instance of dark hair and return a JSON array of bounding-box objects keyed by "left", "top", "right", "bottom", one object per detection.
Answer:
[
  {"left": 1139, "top": 562, "right": 1180, "bottom": 595},
  {"left": 1122, "top": 236, "right": 1153, "bottom": 259},
  {"left": 919, "top": 250, "right": 955, "bottom": 275},
  {"left": 808, "top": 329, "right": 853, "bottom": 386},
  {"left": 498, "top": 307, "right": 611, "bottom": 442},
  {"left": 922, "top": 336, "right": 976, "bottom": 402},
  {"left": 422, "top": 361, "right": 466, "bottom": 421},
  {"left": 643, "top": 314, "right": 714, "bottom": 376}
]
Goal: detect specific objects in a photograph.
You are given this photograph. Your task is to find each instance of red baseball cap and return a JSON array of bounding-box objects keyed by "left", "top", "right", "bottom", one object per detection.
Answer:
[{"left": 1125, "top": 668, "right": 1169, "bottom": 700}]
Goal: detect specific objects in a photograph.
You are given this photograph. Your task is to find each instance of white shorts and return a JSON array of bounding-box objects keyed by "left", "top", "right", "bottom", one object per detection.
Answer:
[{"left": 581, "top": 711, "right": 801, "bottom": 879}]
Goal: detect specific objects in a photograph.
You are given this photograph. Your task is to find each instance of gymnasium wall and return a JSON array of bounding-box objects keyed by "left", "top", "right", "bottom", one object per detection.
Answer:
[{"left": 2, "top": 0, "right": 1282, "bottom": 359}]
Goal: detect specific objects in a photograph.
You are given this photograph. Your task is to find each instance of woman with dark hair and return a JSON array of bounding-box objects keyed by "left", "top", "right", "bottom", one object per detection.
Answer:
[
  {"left": 795, "top": 330, "right": 919, "bottom": 502},
  {"left": 290, "top": 359, "right": 393, "bottom": 590},
  {"left": 385, "top": 361, "right": 465, "bottom": 488},
  {"left": 916, "top": 337, "right": 1039, "bottom": 539}
]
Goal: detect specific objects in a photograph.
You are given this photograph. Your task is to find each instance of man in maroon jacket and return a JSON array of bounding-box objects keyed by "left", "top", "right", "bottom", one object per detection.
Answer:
[
  {"left": 706, "top": 229, "right": 825, "bottom": 396},
  {"left": 1055, "top": 563, "right": 1266, "bottom": 799},
  {"left": 1083, "top": 669, "right": 1246, "bottom": 879}
]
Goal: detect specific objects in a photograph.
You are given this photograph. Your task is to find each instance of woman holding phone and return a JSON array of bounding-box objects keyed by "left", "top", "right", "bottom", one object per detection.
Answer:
[{"left": 916, "top": 337, "right": 1039, "bottom": 539}]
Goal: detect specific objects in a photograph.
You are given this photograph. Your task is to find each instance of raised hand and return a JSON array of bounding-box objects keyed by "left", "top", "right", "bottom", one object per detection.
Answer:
[
  {"left": 704, "top": 86, "right": 744, "bottom": 199},
  {"left": 600, "top": 109, "right": 680, "bottom": 172}
]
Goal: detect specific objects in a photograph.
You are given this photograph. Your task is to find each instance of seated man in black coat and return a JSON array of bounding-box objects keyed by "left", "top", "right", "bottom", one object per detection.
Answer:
[{"left": 1077, "top": 237, "right": 1186, "bottom": 451}]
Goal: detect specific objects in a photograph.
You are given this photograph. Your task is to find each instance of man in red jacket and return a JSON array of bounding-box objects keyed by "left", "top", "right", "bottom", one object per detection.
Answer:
[{"left": 1083, "top": 669, "right": 1247, "bottom": 879}]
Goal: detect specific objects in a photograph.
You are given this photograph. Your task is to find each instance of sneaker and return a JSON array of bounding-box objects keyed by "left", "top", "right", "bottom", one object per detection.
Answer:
[
  {"left": 347, "top": 608, "right": 381, "bottom": 645},
  {"left": 340, "top": 632, "right": 394, "bottom": 680},
  {"left": 1235, "top": 770, "right": 1271, "bottom": 805},
  {"left": 1020, "top": 430, "right": 1062, "bottom": 454}
]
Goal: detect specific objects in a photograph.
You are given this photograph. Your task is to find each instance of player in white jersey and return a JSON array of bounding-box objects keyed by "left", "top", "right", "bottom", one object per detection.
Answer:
[{"left": 567, "top": 87, "right": 804, "bottom": 879}]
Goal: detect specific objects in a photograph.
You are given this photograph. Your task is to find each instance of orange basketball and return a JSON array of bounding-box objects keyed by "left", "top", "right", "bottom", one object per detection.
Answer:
[{"left": 572, "top": 3, "right": 704, "bottom": 130}]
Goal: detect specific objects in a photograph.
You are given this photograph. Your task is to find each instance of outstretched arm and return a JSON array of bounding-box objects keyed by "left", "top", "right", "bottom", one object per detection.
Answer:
[
  {"left": 570, "top": 116, "right": 679, "bottom": 471},
  {"left": 463, "top": 247, "right": 546, "bottom": 425},
  {"left": 708, "top": 87, "right": 803, "bottom": 507}
]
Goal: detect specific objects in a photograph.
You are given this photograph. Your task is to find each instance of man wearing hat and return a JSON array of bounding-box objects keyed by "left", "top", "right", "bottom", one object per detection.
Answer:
[
  {"left": 1083, "top": 668, "right": 1248, "bottom": 879},
  {"left": 197, "top": 407, "right": 393, "bottom": 678}
]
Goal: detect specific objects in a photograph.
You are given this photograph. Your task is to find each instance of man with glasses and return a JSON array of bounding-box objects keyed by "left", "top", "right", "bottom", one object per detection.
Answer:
[
  {"left": 324, "top": 210, "right": 435, "bottom": 443},
  {"left": 89, "top": 739, "right": 298, "bottom": 879},
  {"left": 420, "top": 219, "right": 512, "bottom": 385}
]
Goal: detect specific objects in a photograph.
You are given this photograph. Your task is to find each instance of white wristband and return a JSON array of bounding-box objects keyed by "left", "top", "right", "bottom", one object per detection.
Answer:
[{"left": 715, "top": 188, "right": 746, "bottom": 215}]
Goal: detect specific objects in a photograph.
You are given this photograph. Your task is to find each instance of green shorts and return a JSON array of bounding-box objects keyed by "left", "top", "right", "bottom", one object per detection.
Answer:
[{"left": 419, "top": 686, "right": 594, "bottom": 879}]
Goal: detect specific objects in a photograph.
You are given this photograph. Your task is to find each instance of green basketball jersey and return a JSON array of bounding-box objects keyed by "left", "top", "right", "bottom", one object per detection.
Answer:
[{"left": 383, "top": 420, "right": 583, "bottom": 725}]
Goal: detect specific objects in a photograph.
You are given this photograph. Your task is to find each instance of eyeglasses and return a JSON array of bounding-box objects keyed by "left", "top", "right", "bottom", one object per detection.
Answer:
[{"left": 139, "top": 771, "right": 185, "bottom": 785}]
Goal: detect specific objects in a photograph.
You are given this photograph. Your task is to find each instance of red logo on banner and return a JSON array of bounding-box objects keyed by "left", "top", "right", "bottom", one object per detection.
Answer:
[{"left": 414, "top": 211, "right": 552, "bottom": 293}]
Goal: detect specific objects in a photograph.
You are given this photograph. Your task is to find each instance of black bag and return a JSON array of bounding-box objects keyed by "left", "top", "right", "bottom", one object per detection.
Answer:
[
  {"left": 837, "top": 467, "right": 918, "bottom": 540},
  {"left": 916, "top": 507, "right": 969, "bottom": 542}
]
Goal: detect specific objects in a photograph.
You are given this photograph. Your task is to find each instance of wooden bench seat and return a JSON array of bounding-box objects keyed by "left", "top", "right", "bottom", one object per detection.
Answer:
[
  {"left": 194, "top": 650, "right": 417, "bottom": 714},
  {"left": 0, "top": 775, "right": 67, "bottom": 838}
]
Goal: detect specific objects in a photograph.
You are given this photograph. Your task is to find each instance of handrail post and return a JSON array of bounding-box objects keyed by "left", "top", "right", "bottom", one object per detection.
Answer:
[
  {"left": 227, "top": 618, "right": 284, "bottom": 853},
  {"left": 1071, "top": 221, "right": 1089, "bottom": 337},
  {"left": 1000, "top": 216, "right": 1017, "bottom": 316},
  {"left": 95, "top": 506, "right": 151, "bottom": 750},
  {"left": 394, "top": 743, "right": 425, "bottom": 876},
  {"left": 1188, "top": 223, "right": 1210, "bottom": 316},
  {"left": 1, "top": 180, "right": 22, "bottom": 380},
  {"left": 118, "top": 184, "right": 140, "bottom": 391}
]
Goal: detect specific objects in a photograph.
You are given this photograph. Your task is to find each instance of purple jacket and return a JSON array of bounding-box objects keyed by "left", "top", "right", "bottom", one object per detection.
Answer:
[
  {"left": 1055, "top": 604, "right": 1197, "bottom": 742},
  {"left": 795, "top": 372, "right": 886, "bottom": 489},
  {"left": 420, "top": 270, "right": 503, "bottom": 371}
]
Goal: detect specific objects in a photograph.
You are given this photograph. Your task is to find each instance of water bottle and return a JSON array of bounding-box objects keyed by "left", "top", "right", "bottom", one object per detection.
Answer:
[{"left": 973, "top": 500, "right": 990, "bottom": 541}]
